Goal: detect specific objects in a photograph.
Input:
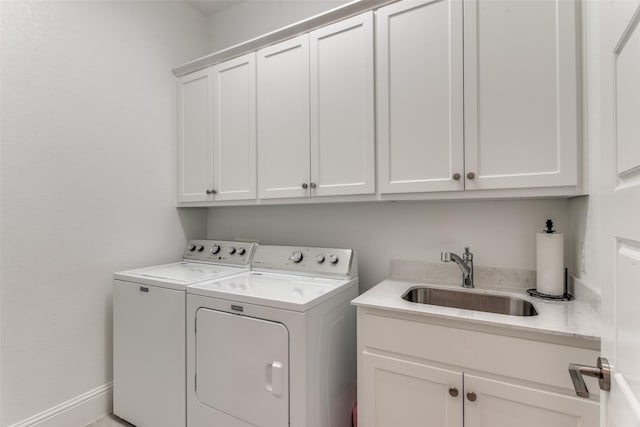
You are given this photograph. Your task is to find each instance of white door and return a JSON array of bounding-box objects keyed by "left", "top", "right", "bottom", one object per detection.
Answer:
[
  {"left": 177, "top": 69, "right": 213, "bottom": 202},
  {"left": 464, "top": 0, "right": 579, "bottom": 190},
  {"left": 597, "top": 0, "right": 640, "bottom": 426},
  {"left": 195, "top": 309, "right": 289, "bottom": 427},
  {"left": 211, "top": 52, "right": 257, "bottom": 201},
  {"left": 361, "top": 353, "right": 463, "bottom": 427},
  {"left": 257, "top": 34, "right": 311, "bottom": 199},
  {"left": 377, "top": 0, "right": 464, "bottom": 194},
  {"left": 309, "top": 12, "right": 375, "bottom": 197},
  {"left": 464, "top": 374, "right": 598, "bottom": 427}
]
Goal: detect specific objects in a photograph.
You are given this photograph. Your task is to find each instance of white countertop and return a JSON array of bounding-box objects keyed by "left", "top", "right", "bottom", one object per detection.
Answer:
[{"left": 352, "top": 279, "right": 601, "bottom": 344}]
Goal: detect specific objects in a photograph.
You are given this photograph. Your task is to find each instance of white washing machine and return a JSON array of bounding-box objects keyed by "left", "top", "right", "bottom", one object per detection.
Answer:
[
  {"left": 113, "top": 240, "right": 257, "bottom": 427},
  {"left": 186, "top": 245, "right": 358, "bottom": 427}
]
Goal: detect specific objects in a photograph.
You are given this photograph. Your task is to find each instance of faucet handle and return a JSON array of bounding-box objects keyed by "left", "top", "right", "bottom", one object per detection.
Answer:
[
  {"left": 441, "top": 252, "right": 452, "bottom": 262},
  {"left": 463, "top": 247, "right": 473, "bottom": 260}
]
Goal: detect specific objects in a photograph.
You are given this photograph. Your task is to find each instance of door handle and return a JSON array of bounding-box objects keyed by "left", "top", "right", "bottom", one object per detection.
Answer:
[
  {"left": 265, "top": 361, "right": 284, "bottom": 397},
  {"left": 568, "top": 357, "right": 611, "bottom": 398}
]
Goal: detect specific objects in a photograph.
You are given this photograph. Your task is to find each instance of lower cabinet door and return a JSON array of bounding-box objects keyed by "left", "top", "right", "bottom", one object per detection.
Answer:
[
  {"left": 463, "top": 374, "right": 599, "bottom": 427},
  {"left": 361, "top": 352, "right": 463, "bottom": 427}
]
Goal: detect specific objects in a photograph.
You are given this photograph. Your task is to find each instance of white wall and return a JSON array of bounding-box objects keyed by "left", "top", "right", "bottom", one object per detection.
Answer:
[
  {"left": 207, "top": 0, "right": 349, "bottom": 52},
  {"left": 0, "top": 2, "right": 208, "bottom": 425},
  {"left": 207, "top": 200, "right": 571, "bottom": 291}
]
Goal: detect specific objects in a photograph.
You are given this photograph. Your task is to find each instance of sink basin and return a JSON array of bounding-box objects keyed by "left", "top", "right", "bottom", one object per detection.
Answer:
[{"left": 401, "top": 287, "right": 538, "bottom": 316}]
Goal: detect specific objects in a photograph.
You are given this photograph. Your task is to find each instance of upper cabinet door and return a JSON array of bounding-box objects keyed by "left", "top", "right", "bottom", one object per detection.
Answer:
[
  {"left": 309, "top": 12, "right": 375, "bottom": 197},
  {"left": 464, "top": 0, "right": 579, "bottom": 190},
  {"left": 257, "top": 35, "right": 311, "bottom": 200},
  {"left": 212, "top": 53, "right": 257, "bottom": 201},
  {"left": 177, "top": 69, "right": 213, "bottom": 202},
  {"left": 377, "top": 0, "right": 464, "bottom": 194}
]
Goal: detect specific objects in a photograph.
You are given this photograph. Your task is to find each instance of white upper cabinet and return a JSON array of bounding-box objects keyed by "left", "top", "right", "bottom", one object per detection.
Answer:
[
  {"left": 463, "top": 0, "right": 579, "bottom": 190},
  {"left": 257, "top": 35, "right": 311, "bottom": 200},
  {"left": 212, "top": 52, "right": 257, "bottom": 201},
  {"left": 176, "top": 0, "right": 583, "bottom": 205},
  {"left": 377, "top": 0, "right": 464, "bottom": 194},
  {"left": 310, "top": 12, "right": 375, "bottom": 197},
  {"left": 177, "top": 53, "right": 256, "bottom": 203},
  {"left": 177, "top": 69, "right": 213, "bottom": 202},
  {"left": 258, "top": 12, "right": 375, "bottom": 200}
]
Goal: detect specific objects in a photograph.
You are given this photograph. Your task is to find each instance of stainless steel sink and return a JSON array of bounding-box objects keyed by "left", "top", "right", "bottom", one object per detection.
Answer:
[{"left": 402, "top": 287, "right": 538, "bottom": 316}]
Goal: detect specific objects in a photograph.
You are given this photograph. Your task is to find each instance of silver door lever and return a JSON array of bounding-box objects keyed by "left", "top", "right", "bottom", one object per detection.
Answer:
[{"left": 568, "top": 357, "right": 611, "bottom": 398}]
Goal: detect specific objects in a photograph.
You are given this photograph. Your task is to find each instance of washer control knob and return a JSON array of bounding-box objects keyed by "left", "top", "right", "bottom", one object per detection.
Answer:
[
  {"left": 328, "top": 254, "right": 339, "bottom": 264},
  {"left": 228, "top": 247, "right": 236, "bottom": 255},
  {"left": 290, "top": 250, "right": 303, "bottom": 263},
  {"left": 196, "top": 245, "right": 204, "bottom": 252},
  {"left": 237, "top": 247, "right": 246, "bottom": 255},
  {"left": 316, "top": 254, "right": 325, "bottom": 263},
  {"left": 188, "top": 244, "right": 196, "bottom": 251},
  {"left": 210, "top": 245, "right": 221, "bottom": 254}
]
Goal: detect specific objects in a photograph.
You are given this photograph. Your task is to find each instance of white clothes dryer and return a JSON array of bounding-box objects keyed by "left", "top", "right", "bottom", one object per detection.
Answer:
[
  {"left": 113, "top": 240, "right": 256, "bottom": 427},
  {"left": 186, "top": 245, "right": 358, "bottom": 427}
]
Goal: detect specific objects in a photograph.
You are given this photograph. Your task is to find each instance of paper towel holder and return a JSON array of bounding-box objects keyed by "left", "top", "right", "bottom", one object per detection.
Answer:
[{"left": 527, "top": 268, "right": 574, "bottom": 301}]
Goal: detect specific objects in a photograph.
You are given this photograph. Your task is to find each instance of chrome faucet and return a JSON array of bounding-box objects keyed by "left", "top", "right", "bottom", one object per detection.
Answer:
[{"left": 441, "top": 247, "right": 474, "bottom": 288}]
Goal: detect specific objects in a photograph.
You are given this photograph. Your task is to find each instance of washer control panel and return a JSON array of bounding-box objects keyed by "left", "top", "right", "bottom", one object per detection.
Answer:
[
  {"left": 251, "top": 245, "right": 356, "bottom": 279},
  {"left": 183, "top": 240, "right": 257, "bottom": 267}
]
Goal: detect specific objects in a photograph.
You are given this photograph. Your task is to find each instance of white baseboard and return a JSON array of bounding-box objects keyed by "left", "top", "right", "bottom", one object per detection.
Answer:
[{"left": 9, "top": 383, "right": 113, "bottom": 427}]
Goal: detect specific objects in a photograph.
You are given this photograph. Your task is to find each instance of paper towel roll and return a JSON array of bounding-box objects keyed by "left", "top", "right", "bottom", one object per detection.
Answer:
[{"left": 536, "top": 232, "right": 564, "bottom": 296}]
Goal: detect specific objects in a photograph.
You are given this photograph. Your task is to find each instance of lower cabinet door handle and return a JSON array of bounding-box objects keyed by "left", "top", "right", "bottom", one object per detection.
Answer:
[
  {"left": 466, "top": 392, "right": 477, "bottom": 402},
  {"left": 449, "top": 387, "right": 459, "bottom": 397}
]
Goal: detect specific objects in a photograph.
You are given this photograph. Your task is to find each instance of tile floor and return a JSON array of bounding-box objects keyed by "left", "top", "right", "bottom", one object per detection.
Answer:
[{"left": 85, "top": 414, "right": 134, "bottom": 427}]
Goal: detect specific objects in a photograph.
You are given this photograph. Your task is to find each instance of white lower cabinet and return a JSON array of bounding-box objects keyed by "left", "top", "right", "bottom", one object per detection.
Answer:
[
  {"left": 464, "top": 374, "right": 598, "bottom": 427},
  {"left": 361, "top": 353, "right": 463, "bottom": 427},
  {"left": 357, "top": 310, "right": 599, "bottom": 427}
]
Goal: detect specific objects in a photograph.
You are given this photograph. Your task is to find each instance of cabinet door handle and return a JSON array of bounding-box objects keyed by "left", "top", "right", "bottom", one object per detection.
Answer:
[
  {"left": 310, "top": 182, "right": 317, "bottom": 189},
  {"left": 206, "top": 189, "right": 217, "bottom": 195},
  {"left": 466, "top": 392, "right": 477, "bottom": 402},
  {"left": 448, "top": 387, "right": 459, "bottom": 397},
  {"left": 452, "top": 173, "right": 461, "bottom": 181},
  {"left": 466, "top": 172, "right": 476, "bottom": 180},
  {"left": 301, "top": 183, "right": 308, "bottom": 189}
]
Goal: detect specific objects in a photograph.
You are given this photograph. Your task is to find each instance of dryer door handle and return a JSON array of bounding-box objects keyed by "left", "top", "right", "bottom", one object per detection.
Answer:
[{"left": 265, "top": 361, "right": 284, "bottom": 397}]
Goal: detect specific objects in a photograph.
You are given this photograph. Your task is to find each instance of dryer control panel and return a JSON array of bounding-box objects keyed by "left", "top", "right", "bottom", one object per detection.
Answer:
[
  {"left": 183, "top": 240, "right": 257, "bottom": 267},
  {"left": 251, "top": 245, "right": 357, "bottom": 279}
]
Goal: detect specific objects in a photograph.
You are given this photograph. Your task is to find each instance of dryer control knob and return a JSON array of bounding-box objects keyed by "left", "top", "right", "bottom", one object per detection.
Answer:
[
  {"left": 228, "top": 247, "right": 236, "bottom": 255},
  {"left": 329, "top": 254, "right": 339, "bottom": 264},
  {"left": 237, "top": 247, "right": 246, "bottom": 255},
  {"left": 316, "top": 254, "right": 325, "bottom": 263},
  {"left": 290, "top": 250, "right": 303, "bottom": 263},
  {"left": 210, "top": 245, "right": 221, "bottom": 254},
  {"left": 196, "top": 245, "right": 204, "bottom": 252},
  {"left": 188, "top": 244, "right": 196, "bottom": 251}
]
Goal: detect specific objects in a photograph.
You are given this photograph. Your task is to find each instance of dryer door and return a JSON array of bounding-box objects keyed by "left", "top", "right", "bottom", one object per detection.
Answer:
[{"left": 195, "top": 308, "right": 289, "bottom": 426}]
